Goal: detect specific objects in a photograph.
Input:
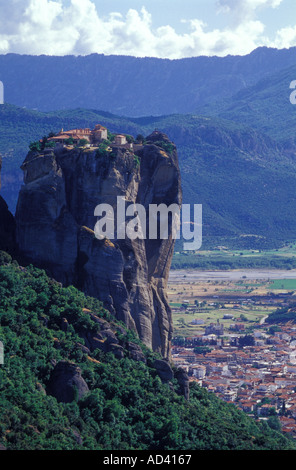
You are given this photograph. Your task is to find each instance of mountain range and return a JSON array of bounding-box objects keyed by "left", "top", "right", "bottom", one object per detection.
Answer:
[{"left": 1, "top": 47, "right": 296, "bottom": 116}]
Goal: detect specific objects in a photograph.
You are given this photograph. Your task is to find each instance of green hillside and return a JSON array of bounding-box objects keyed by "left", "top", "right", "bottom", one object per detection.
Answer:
[
  {"left": 0, "top": 253, "right": 294, "bottom": 450},
  {"left": 202, "top": 62, "right": 296, "bottom": 145}
]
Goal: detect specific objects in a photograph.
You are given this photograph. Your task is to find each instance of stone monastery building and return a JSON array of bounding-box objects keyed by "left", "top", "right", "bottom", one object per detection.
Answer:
[
  {"left": 47, "top": 124, "right": 110, "bottom": 145},
  {"left": 46, "top": 124, "right": 145, "bottom": 151}
]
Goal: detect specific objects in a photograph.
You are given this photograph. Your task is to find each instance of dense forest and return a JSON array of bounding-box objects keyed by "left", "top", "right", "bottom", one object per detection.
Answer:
[{"left": 0, "top": 252, "right": 295, "bottom": 450}]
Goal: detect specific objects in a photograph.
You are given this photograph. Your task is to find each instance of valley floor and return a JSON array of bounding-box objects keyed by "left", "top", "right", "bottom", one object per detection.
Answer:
[{"left": 169, "top": 268, "right": 296, "bottom": 282}]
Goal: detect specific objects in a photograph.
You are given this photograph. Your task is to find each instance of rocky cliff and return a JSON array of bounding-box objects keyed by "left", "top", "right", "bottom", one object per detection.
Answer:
[
  {"left": 0, "top": 156, "right": 16, "bottom": 254},
  {"left": 15, "top": 131, "right": 182, "bottom": 358}
]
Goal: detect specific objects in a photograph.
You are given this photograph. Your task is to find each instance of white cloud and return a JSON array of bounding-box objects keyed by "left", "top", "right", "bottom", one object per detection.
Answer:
[
  {"left": 217, "top": 0, "right": 284, "bottom": 22},
  {"left": 268, "top": 25, "right": 296, "bottom": 49},
  {"left": 0, "top": 0, "right": 294, "bottom": 58},
  {"left": 24, "top": 0, "right": 63, "bottom": 26}
]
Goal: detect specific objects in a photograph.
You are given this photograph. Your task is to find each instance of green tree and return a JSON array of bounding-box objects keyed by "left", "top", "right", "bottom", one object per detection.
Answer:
[
  {"left": 239, "top": 334, "right": 255, "bottom": 347},
  {"left": 194, "top": 346, "right": 211, "bottom": 355},
  {"left": 136, "top": 134, "right": 145, "bottom": 143},
  {"left": 29, "top": 141, "right": 41, "bottom": 152},
  {"left": 78, "top": 139, "right": 89, "bottom": 147},
  {"left": 0, "top": 251, "right": 12, "bottom": 265},
  {"left": 44, "top": 141, "right": 56, "bottom": 148},
  {"left": 267, "top": 415, "right": 282, "bottom": 432}
]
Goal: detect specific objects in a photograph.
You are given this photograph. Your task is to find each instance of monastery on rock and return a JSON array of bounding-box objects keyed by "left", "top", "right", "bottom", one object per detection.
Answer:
[{"left": 47, "top": 124, "right": 110, "bottom": 146}]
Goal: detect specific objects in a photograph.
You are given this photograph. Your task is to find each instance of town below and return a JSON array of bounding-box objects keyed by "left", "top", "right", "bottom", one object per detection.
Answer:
[{"left": 169, "top": 268, "right": 296, "bottom": 436}]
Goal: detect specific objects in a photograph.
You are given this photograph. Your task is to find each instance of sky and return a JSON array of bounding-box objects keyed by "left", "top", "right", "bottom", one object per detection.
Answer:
[{"left": 0, "top": 0, "right": 295, "bottom": 59}]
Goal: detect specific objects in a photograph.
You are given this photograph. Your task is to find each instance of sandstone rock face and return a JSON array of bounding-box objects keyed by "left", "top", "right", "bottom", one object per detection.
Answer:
[
  {"left": 15, "top": 132, "right": 182, "bottom": 358},
  {"left": 0, "top": 157, "right": 16, "bottom": 254},
  {"left": 47, "top": 361, "right": 89, "bottom": 403},
  {"left": 153, "top": 359, "right": 190, "bottom": 400},
  {"left": 153, "top": 359, "right": 174, "bottom": 383},
  {"left": 174, "top": 368, "right": 190, "bottom": 401}
]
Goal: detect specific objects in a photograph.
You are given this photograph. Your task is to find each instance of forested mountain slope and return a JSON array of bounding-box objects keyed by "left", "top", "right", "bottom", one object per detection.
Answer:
[
  {"left": 0, "top": 256, "right": 294, "bottom": 450},
  {"left": 1, "top": 47, "right": 296, "bottom": 116}
]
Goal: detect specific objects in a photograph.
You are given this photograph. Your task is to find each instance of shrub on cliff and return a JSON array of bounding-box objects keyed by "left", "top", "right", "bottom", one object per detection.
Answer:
[
  {"left": 28, "top": 141, "right": 41, "bottom": 152},
  {"left": 95, "top": 142, "right": 112, "bottom": 158}
]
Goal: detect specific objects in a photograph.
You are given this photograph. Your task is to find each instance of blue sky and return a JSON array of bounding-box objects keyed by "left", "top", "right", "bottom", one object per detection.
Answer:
[
  {"left": 95, "top": 0, "right": 294, "bottom": 34},
  {"left": 0, "top": 0, "right": 295, "bottom": 58}
]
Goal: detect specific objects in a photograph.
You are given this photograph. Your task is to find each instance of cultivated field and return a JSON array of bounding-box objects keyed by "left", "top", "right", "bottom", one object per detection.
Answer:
[{"left": 168, "top": 266, "right": 296, "bottom": 338}]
